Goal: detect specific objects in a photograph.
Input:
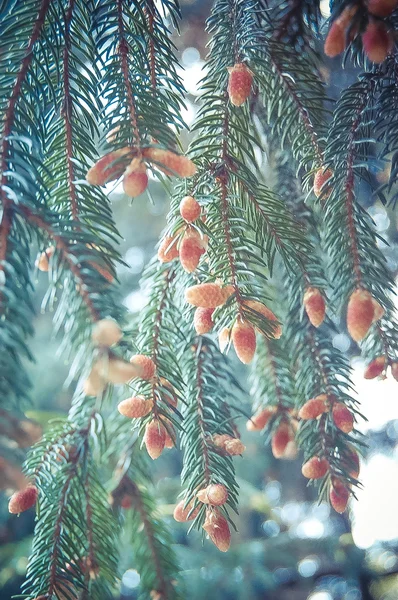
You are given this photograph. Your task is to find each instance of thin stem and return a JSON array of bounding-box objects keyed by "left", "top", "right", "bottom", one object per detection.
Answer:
[
  {"left": 62, "top": 0, "right": 79, "bottom": 222},
  {"left": 117, "top": 0, "right": 141, "bottom": 149}
]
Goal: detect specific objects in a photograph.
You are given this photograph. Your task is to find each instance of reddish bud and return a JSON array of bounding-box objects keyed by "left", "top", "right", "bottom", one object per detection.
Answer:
[
  {"left": 9, "top": 485, "right": 38, "bottom": 514},
  {"left": 243, "top": 299, "right": 282, "bottom": 339},
  {"left": 347, "top": 288, "right": 374, "bottom": 342},
  {"left": 158, "top": 234, "right": 180, "bottom": 263},
  {"left": 35, "top": 246, "right": 55, "bottom": 272},
  {"left": 224, "top": 438, "right": 246, "bottom": 455},
  {"left": 120, "top": 495, "right": 133, "bottom": 509},
  {"left": 180, "top": 195, "right": 201, "bottom": 222},
  {"left": 332, "top": 402, "right": 354, "bottom": 433},
  {"left": 303, "top": 287, "right": 326, "bottom": 327},
  {"left": 302, "top": 456, "right": 329, "bottom": 479},
  {"left": 368, "top": 0, "right": 398, "bottom": 16},
  {"left": 227, "top": 63, "right": 253, "bottom": 106},
  {"left": 203, "top": 509, "right": 231, "bottom": 552},
  {"left": 218, "top": 327, "right": 231, "bottom": 353},
  {"left": 364, "top": 356, "right": 386, "bottom": 379},
  {"left": 231, "top": 318, "right": 256, "bottom": 364},
  {"left": 173, "top": 499, "right": 200, "bottom": 522},
  {"left": 362, "top": 21, "right": 393, "bottom": 63},
  {"left": 118, "top": 396, "right": 153, "bottom": 418},
  {"left": 129, "top": 354, "right": 156, "bottom": 380},
  {"left": 271, "top": 422, "right": 294, "bottom": 458},
  {"left": 313, "top": 167, "right": 333, "bottom": 198},
  {"left": 194, "top": 307, "right": 214, "bottom": 335},
  {"left": 298, "top": 394, "right": 329, "bottom": 420},
  {"left": 330, "top": 479, "right": 350, "bottom": 513},
  {"left": 144, "top": 420, "right": 166, "bottom": 459},
  {"left": 123, "top": 161, "right": 148, "bottom": 197},
  {"left": 197, "top": 484, "right": 228, "bottom": 506},
  {"left": 179, "top": 230, "right": 205, "bottom": 273},
  {"left": 391, "top": 362, "right": 398, "bottom": 381},
  {"left": 92, "top": 319, "right": 122, "bottom": 347},
  {"left": 86, "top": 147, "right": 130, "bottom": 185},
  {"left": 324, "top": 22, "right": 346, "bottom": 57},
  {"left": 246, "top": 407, "right": 276, "bottom": 431},
  {"left": 142, "top": 147, "right": 197, "bottom": 177},
  {"left": 185, "top": 282, "right": 226, "bottom": 308}
]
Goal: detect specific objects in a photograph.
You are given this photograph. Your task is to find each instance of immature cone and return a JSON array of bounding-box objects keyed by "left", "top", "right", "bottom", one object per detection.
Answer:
[
  {"left": 35, "top": 246, "right": 55, "bottom": 272},
  {"left": 197, "top": 484, "right": 228, "bottom": 506},
  {"left": 324, "top": 21, "right": 346, "bottom": 57},
  {"left": 302, "top": 456, "right": 329, "bottom": 479},
  {"left": 243, "top": 299, "right": 282, "bottom": 339},
  {"left": 231, "top": 318, "right": 256, "bottom": 364},
  {"left": 330, "top": 479, "right": 349, "bottom": 513},
  {"left": 92, "top": 319, "right": 122, "bottom": 347},
  {"left": 364, "top": 356, "right": 386, "bottom": 379},
  {"left": 83, "top": 368, "right": 106, "bottom": 396},
  {"left": 86, "top": 147, "right": 130, "bottom": 185},
  {"left": 202, "top": 509, "right": 231, "bottom": 552},
  {"left": 347, "top": 288, "right": 374, "bottom": 342},
  {"left": 313, "top": 167, "right": 333, "bottom": 198},
  {"left": 224, "top": 438, "right": 246, "bottom": 456},
  {"left": 130, "top": 354, "right": 156, "bottom": 380},
  {"left": 303, "top": 287, "right": 326, "bottom": 327},
  {"left": 180, "top": 195, "right": 201, "bottom": 222},
  {"left": 221, "top": 284, "right": 235, "bottom": 303},
  {"left": 218, "top": 327, "right": 231, "bottom": 353},
  {"left": 164, "top": 420, "right": 176, "bottom": 449},
  {"left": 194, "top": 307, "right": 214, "bottom": 335},
  {"left": 298, "top": 394, "right": 328, "bottom": 420},
  {"left": 142, "top": 147, "right": 196, "bottom": 177},
  {"left": 173, "top": 499, "right": 200, "bottom": 522},
  {"left": 368, "top": 0, "right": 398, "bottom": 17},
  {"left": 271, "top": 422, "right": 293, "bottom": 458},
  {"left": 144, "top": 420, "right": 166, "bottom": 459},
  {"left": 179, "top": 230, "right": 205, "bottom": 273},
  {"left": 8, "top": 485, "right": 38, "bottom": 514},
  {"left": 106, "top": 357, "right": 139, "bottom": 384},
  {"left": 118, "top": 396, "right": 153, "bottom": 418},
  {"left": 371, "top": 297, "right": 385, "bottom": 322},
  {"left": 332, "top": 402, "right": 354, "bottom": 433},
  {"left": 185, "top": 282, "right": 226, "bottom": 308},
  {"left": 391, "top": 362, "right": 398, "bottom": 381},
  {"left": 227, "top": 63, "right": 253, "bottom": 106},
  {"left": 157, "top": 235, "right": 179, "bottom": 263},
  {"left": 123, "top": 161, "right": 148, "bottom": 197},
  {"left": 246, "top": 407, "right": 276, "bottom": 431},
  {"left": 362, "top": 21, "right": 393, "bottom": 63}
]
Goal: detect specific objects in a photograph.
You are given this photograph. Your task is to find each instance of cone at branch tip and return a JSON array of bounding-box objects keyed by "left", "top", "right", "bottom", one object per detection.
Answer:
[
  {"left": 313, "top": 167, "right": 333, "bottom": 198},
  {"left": 158, "top": 234, "right": 180, "bottom": 263},
  {"left": 364, "top": 356, "right": 386, "bottom": 379},
  {"left": 35, "top": 246, "right": 55, "bottom": 272},
  {"left": 185, "top": 282, "right": 229, "bottom": 308},
  {"left": 298, "top": 394, "right": 329, "bottom": 420},
  {"left": 246, "top": 407, "right": 276, "bottom": 431},
  {"left": 302, "top": 456, "right": 329, "bottom": 479},
  {"left": 347, "top": 288, "right": 375, "bottom": 342},
  {"left": 197, "top": 484, "right": 228, "bottom": 506},
  {"left": 118, "top": 396, "right": 154, "bottom": 418},
  {"left": 194, "top": 307, "right": 214, "bottom": 335},
  {"left": 332, "top": 402, "right": 354, "bottom": 433},
  {"left": 303, "top": 287, "right": 326, "bottom": 327},
  {"left": 180, "top": 195, "right": 201, "bottom": 222},
  {"left": 142, "top": 147, "right": 196, "bottom": 177},
  {"left": 173, "top": 499, "right": 200, "bottom": 522},
  {"left": 330, "top": 479, "right": 350, "bottom": 513},
  {"left": 227, "top": 63, "right": 253, "bottom": 106},
  {"left": 9, "top": 485, "right": 38, "bottom": 514},
  {"left": 271, "top": 422, "right": 294, "bottom": 458},
  {"left": 231, "top": 318, "right": 256, "bottom": 364},
  {"left": 129, "top": 354, "right": 156, "bottom": 380},
  {"left": 203, "top": 509, "right": 231, "bottom": 552},
  {"left": 179, "top": 230, "right": 206, "bottom": 273},
  {"left": 144, "top": 419, "right": 166, "bottom": 459},
  {"left": 243, "top": 299, "right": 282, "bottom": 339},
  {"left": 123, "top": 160, "right": 148, "bottom": 197},
  {"left": 92, "top": 319, "right": 122, "bottom": 347},
  {"left": 86, "top": 147, "right": 130, "bottom": 185}
]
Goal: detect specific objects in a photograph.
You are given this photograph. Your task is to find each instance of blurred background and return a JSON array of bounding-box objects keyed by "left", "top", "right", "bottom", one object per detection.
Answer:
[{"left": 2, "top": 0, "right": 398, "bottom": 598}]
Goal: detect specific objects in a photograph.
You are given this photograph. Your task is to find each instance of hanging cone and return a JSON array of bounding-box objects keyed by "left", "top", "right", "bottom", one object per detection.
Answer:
[
  {"left": 92, "top": 319, "right": 122, "bottom": 347},
  {"left": 8, "top": 485, "right": 38, "bottom": 514},
  {"left": 231, "top": 318, "right": 256, "bottom": 364},
  {"left": 180, "top": 195, "right": 201, "bottom": 222},
  {"left": 298, "top": 394, "right": 328, "bottom": 420},
  {"left": 118, "top": 396, "right": 153, "bottom": 418},
  {"left": 202, "top": 509, "right": 231, "bottom": 552}
]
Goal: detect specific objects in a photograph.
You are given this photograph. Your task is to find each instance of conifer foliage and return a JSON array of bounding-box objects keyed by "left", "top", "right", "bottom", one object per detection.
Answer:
[{"left": 1, "top": 0, "right": 398, "bottom": 596}]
